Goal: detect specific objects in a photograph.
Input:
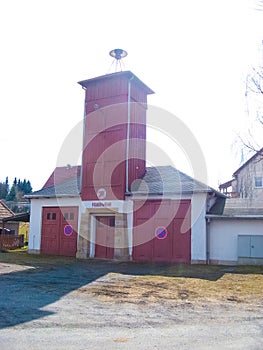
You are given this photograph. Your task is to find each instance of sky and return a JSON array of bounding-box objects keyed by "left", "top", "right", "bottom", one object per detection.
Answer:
[{"left": 0, "top": 0, "right": 263, "bottom": 191}]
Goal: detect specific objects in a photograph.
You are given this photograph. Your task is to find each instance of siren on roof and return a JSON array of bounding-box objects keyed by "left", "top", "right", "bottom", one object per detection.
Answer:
[{"left": 108, "top": 48, "right": 128, "bottom": 72}]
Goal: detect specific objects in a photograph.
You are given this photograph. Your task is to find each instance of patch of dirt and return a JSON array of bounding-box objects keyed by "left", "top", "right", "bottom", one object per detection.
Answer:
[
  {"left": 76, "top": 272, "right": 263, "bottom": 306},
  {"left": 0, "top": 263, "right": 34, "bottom": 274},
  {"left": 113, "top": 338, "right": 129, "bottom": 343}
]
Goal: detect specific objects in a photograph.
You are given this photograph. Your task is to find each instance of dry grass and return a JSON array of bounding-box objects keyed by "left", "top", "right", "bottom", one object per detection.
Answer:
[{"left": 79, "top": 271, "right": 263, "bottom": 305}]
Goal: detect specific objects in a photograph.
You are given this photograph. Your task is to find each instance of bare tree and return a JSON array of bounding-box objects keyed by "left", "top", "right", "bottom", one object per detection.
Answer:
[
  {"left": 242, "top": 64, "right": 263, "bottom": 153},
  {"left": 254, "top": 0, "right": 263, "bottom": 11},
  {"left": 236, "top": 1, "right": 263, "bottom": 156}
]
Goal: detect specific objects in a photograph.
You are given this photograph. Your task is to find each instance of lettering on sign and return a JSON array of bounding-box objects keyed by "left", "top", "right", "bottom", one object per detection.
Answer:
[{"left": 91, "top": 202, "right": 112, "bottom": 208}]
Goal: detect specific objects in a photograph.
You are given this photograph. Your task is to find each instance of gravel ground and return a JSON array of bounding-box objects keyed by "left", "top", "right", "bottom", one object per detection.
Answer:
[{"left": 0, "top": 256, "right": 262, "bottom": 350}]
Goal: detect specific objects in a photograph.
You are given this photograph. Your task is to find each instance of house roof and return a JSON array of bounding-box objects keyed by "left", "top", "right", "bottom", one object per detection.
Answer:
[
  {"left": 233, "top": 147, "right": 263, "bottom": 176},
  {"left": 0, "top": 200, "right": 14, "bottom": 219},
  {"left": 131, "top": 166, "right": 225, "bottom": 196},
  {"left": 26, "top": 177, "right": 80, "bottom": 198},
  {"left": 2, "top": 212, "right": 30, "bottom": 223},
  {"left": 43, "top": 165, "right": 81, "bottom": 189},
  {"left": 26, "top": 165, "right": 224, "bottom": 199},
  {"left": 221, "top": 198, "right": 263, "bottom": 216},
  {"left": 78, "top": 70, "right": 154, "bottom": 95},
  {"left": 218, "top": 179, "right": 234, "bottom": 190}
]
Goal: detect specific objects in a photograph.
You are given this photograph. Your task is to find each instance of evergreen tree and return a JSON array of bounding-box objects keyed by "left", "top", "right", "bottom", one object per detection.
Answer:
[
  {"left": 4, "top": 177, "right": 33, "bottom": 202},
  {"left": 0, "top": 177, "right": 9, "bottom": 199},
  {"left": 6, "top": 184, "right": 16, "bottom": 201},
  {"left": 25, "top": 180, "right": 32, "bottom": 194}
]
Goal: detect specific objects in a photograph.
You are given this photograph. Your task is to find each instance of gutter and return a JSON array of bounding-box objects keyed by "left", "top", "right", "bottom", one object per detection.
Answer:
[
  {"left": 25, "top": 194, "right": 80, "bottom": 199},
  {"left": 206, "top": 214, "right": 263, "bottom": 220},
  {"left": 125, "top": 75, "right": 134, "bottom": 194}
]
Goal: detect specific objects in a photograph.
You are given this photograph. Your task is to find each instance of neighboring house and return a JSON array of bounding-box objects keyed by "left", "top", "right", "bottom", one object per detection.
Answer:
[
  {"left": 26, "top": 70, "right": 225, "bottom": 264},
  {"left": 219, "top": 148, "right": 263, "bottom": 201},
  {"left": 0, "top": 200, "right": 26, "bottom": 249},
  {"left": 209, "top": 148, "right": 263, "bottom": 265},
  {"left": 0, "top": 200, "right": 19, "bottom": 234}
]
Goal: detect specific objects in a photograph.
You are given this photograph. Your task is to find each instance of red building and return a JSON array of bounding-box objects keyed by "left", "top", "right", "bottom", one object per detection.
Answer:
[{"left": 27, "top": 71, "right": 225, "bottom": 263}]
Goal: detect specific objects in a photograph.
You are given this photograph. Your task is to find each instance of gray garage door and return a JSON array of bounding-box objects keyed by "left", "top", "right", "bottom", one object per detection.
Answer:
[{"left": 238, "top": 235, "right": 263, "bottom": 258}]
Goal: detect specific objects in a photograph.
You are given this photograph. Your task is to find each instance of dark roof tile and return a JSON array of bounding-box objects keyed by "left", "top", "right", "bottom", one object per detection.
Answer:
[{"left": 131, "top": 166, "right": 221, "bottom": 195}]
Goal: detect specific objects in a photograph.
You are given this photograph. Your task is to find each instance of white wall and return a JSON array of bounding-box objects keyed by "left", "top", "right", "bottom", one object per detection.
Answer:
[
  {"left": 28, "top": 194, "right": 208, "bottom": 261},
  {"left": 191, "top": 193, "right": 207, "bottom": 262},
  {"left": 28, "top": 197, "right": 82, "bottom": 253},
  {"left": 209, "top": 219, "right": 263, "bottom": 263}
]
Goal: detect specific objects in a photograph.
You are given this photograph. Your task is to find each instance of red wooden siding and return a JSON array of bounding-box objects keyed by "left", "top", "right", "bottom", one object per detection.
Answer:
[
  {"left": 0, "top": 235, "right": 24, "bottom": 250},
  {"left": 133, "top": 200, "right": 191, "bottom": 263},
  {"left": 41, "top": 206, "right": 78, "bottom": 257},
  {"left": 80, "top": 72, "right": 152, "bottom": 201}
]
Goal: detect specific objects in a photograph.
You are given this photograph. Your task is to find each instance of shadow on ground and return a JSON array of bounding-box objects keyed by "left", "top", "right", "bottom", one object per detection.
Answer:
[{"left": 0, "top": 251, "right": 262, "bottom": 329}]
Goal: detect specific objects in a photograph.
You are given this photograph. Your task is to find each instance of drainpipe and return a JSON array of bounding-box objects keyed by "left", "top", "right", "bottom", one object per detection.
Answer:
[
  {"left": 125, "top": 75, "right": 134, "bottom": 194},
  {"left": 80, "top": 87, "right": 87, "bottom": 196},
  {"left": 206, "top": 217, "right": 211, "bottom": 265}
]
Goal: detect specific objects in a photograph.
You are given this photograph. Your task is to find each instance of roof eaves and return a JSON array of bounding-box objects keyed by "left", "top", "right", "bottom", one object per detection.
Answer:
[
  {"left": 78, "top": 71, "right": 154, "bottom": 95},
  {"left": 206, "top": 214, "right": 263, "bottom": 220},
  {"left": 25, "top": 194, "right": 79, "bottom": 199}
]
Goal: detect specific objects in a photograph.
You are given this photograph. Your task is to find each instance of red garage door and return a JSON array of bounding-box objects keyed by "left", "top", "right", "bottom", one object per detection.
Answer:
[
  {"left": 133, "top": 200, "right": 191, "bottom": 263},
  {"left": 41, "top": 206, "right": 78, "bottom": 257}
]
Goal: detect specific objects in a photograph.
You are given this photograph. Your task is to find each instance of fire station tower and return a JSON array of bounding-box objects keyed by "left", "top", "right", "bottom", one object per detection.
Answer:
[{"left": 78, "top": 71, "right": 154, "bottom": 201}]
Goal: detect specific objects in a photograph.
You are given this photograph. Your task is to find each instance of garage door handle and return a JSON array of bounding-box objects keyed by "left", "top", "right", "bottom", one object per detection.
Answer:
[{"left": 251, "top": 245, "right": 254, "bottom": 248}]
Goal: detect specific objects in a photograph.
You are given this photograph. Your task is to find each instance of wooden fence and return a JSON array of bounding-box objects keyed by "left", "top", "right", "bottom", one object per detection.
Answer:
[{"left": 0, "top": 234, "right": 24, "bottom": 250}]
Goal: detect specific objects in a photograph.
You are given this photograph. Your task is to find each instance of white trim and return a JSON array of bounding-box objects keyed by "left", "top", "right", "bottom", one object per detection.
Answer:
[
  {"left": 89, "top": 213, "right": 118, "bottom": 258},
  {"left": 82, "top": 200, "right": 133, "bottom": 213},
  {"left": 127, "top": 210, "right": 133, "bottom": 257},
  {"left": 28, "top": 198, "right": 82, "bottom": 253},
  {"left": 90, "top": 215, "right": 96, "bottom": 258}
]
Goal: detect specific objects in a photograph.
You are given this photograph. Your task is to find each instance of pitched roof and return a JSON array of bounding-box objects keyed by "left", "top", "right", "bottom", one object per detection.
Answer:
[
  {"left": 233, "top": 147, "right": 263, "bottom": 176},
  {"left": 26, "top": 165, "right": 81, "bottom": 198},
  {"left": 0, "top": 200, "right": 14, "bottom": 219},
  {"left": 26, "top": 177, "right": 80, "bottom": 198},
  {"left": 222, "top": 198, "right": 263, "bottom": 216},
  {"left": 43, "top": 165, "right": 81, "bottom": 188},
  {"left": 131, "top": 166, "right": 224, "bottom": 196},
  {"left": 26, "top": 165, "right": 223, "bottom": 199}
]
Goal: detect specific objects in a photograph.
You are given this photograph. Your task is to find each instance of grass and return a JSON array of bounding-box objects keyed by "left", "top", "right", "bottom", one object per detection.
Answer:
[{"left": 0, "top": 250, "right": 77, "bottom": 266}]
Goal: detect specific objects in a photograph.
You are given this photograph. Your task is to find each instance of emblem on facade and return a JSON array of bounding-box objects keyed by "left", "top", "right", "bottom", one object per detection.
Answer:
[{"left": 97, "top": 188, "right": 107, "bottom": 200}]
